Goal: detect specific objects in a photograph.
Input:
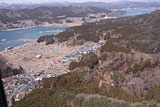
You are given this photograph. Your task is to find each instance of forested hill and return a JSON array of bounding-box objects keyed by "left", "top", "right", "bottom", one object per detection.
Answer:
[
  {"left": 55, "top": 10, "right": 160, "bottom": 54},
  {"left": 0, "top": 6, "right": 111, "bottom": 23},
  {"left": 72, "top": 1, "right": 160, "bottom": 9},
  {"left": 0, "top": 6, "right": 113, "bottom": 30}
]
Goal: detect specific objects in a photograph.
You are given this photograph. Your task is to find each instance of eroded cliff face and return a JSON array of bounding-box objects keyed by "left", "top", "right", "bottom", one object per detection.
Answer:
[{"left": 96, "top": 51, "right": 160, "bottom": 97}]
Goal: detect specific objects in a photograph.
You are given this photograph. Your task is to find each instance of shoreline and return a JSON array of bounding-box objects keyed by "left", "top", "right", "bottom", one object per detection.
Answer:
[
  {"left": 0, "top": 40, "right": 37, "bottom": 54},
  {"left": 0, "top": 21, "right": 82, "bottom": 31},
  {"left": 0, "top": 21, "right": 82, "bottom": 52},
  {"left": 0, "top": 40, "right": 83, "bottom": 72},
  {"left": 112, "top": 7, "right": 160, "bottom": 11},
  {"left": 1, "top": 7, "right": 160, "bottom": 31}
]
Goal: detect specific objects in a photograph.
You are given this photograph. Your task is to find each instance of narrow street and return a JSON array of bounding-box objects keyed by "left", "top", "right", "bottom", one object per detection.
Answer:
[{"left": 8, "top": 84, "right": 23, "bottom": 107}]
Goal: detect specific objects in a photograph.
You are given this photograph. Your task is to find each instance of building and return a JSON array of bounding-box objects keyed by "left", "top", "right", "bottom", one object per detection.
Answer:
[{"left": 18, "top": 84, "right": 29, "bottom": 93}]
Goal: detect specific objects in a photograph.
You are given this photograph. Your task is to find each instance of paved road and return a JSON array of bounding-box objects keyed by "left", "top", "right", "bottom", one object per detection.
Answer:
[{"left": 8, "top": 84, "right": 23, "bottom": 107}]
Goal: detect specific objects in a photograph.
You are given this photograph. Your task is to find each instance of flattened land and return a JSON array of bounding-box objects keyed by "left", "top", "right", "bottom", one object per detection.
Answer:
[{"left": 1, "top": 41, "right": 82, "bottom": 73}]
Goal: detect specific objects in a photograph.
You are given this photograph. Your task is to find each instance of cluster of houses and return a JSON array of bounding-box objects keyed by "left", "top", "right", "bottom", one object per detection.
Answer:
[
  {"left": 4, "top": 70, "right": 69, "bottom": 101},
  {"left": 59, "top": 42, "right": 102, "bottom": 67},
  {"left": 4, "top": 42, "right": 102, "bottom": 103}
]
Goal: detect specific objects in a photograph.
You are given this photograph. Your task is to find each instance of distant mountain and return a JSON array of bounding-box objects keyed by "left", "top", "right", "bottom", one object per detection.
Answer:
[
  {"left": 0, "top": 2, "right": 65, "bottom": 10},
  {"left": 73, "top": 1, "right": 160, "bottom": 9},
  {"left": 1, "top": 1, "right": 160, "bottom": 10},
  {"left": 0, "top": 6, "right": 112, "bottom": 30}
]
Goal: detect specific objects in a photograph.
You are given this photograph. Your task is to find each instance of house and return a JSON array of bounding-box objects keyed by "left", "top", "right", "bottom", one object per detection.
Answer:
[
  {"left": 18, "top": 84, "right": 29, "bottom": 93},
  {"left": 35, "top": 77, "right": 42, "bottom": 81},
  {"left": 36, "top": 55, "right": 42, "bottom": 58},
  {"left": 5, "top": 46, "right": 13, "bottom": 51},
  {"left": 15, "top": 94, "right": 20, "bottom": 101},
  {"left": 29, "top": 84, "right": 36, "bottom": 90}
]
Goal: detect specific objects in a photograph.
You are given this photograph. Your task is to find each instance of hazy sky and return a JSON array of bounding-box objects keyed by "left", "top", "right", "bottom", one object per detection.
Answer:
[{"left": 0, "top": 0, "right": 159, "bottom": 4}]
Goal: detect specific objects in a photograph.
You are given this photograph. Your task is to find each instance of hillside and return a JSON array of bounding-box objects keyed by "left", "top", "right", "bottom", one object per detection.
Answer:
[
  {"left": 55, "top": 10, "right": 160, "bottom": 54},
  {"left": 13, "top": 52, "right": 160, "bottom": 107},
  {"left": 73, "top": 1, "right": 160, "bottom": 9},
  {"left": 12, "top": 10, "right": 160, "bottom": 107},
  {"left": 0, "top": 55, "right": 24, "bottom": 78},
  {"left": 0, "top": 6, "right": 112, "bottom": 30}
]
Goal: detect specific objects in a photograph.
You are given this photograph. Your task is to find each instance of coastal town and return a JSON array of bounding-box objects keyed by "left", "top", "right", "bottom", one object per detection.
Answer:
[
  {"left": 1, "top": 41, "right": 103, "bottom": 106},
  {"left": 1, "top": 0, "right": 160, "bottom": 107},
  {"left": 0, "top": 10, "right": 106, "bottom": 106}
]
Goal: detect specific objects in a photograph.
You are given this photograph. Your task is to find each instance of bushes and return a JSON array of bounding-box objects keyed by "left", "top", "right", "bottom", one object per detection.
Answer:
[
  {"left": 42, "top": 68, "right": 142, "bottom": 103},
  {"left": 37, "top": 35, "right": 55, "bottom": 45},
  {"left": 127, "top": 59, "right": 152, "bottom": 73},
  {"left": 37, "top": 35, "right": 48, "bottom": 43},
  {"left": 73, "top": 97, "right": 84, "bottom": 107},
  {"left": 56, "top": 30, "right": 74, "bottom": 42},
  {"left": 100, "top": 40, "right": 130, "bottom": 54},
  {"left": 69, "top": 52, "right": 98, "bottom": 70},
  {"left": 56, "top": 26, "right": 100, "bottom": 43},
  {"left": 85, "top": 97, "right": 130, "bottom": 107},
  {"left": 146, "top": 86, "right": 160, "bottom": 103},
  {"left": 66, "top": 20, "right": 73, "bottom": 23},
  {"left": 45, "top": 37, "right": 55, "bottom": 45},
  {"left": 77, "top": 33, "right": 100, "bottom": 42},
  {"left": 111, "top": 71, "right": 124, "bottom": 84},
  {"left": 69, "top": 62, "right": 80, "bottom": 70},
  {"left": 13, "top": 89, "right": 70, "bottom": 107},
  {"left": 0, "top": 55, "right": 24, "bottom": 78},
  {"left": 98, "top": 87, "right": 142, "bottom": 103},
  {"left": 132, "top": 63, "right": 144, "bottom": 72},
  {"left": 1, "top": 66, "right": 24, "bottom": 78},
  {"left": 80, "top": 52, "right": 98, "bottom": 69},
  {"left": 85, "top": 97, "right": 111, "bottom": 107}
]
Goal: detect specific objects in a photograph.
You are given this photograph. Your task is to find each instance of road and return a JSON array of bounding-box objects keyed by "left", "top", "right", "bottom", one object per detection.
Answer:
[{"left": 8, "top": 84, "right": 23, "bottom": 107}]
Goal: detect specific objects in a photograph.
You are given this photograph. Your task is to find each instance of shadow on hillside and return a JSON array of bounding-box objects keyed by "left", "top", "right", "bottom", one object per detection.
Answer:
[
  {"left": 0, "top": 54, "right": 8, "bottom": 70},
  {"left": 0, "top": 54, "right": 24, "bottom": 78}
]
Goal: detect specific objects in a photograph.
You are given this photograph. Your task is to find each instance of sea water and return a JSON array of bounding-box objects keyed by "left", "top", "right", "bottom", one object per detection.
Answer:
[
  {"left": 0, "top": 26, "right": 68, "bottom": 51},
  {"left": 120, "top": 7, "right": 160, "bottom": 17}
]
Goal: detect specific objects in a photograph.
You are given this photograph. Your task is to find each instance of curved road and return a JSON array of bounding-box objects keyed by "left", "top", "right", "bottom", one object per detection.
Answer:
[{"left": 8, "top": 84, "right": 23, "bottom": 107}]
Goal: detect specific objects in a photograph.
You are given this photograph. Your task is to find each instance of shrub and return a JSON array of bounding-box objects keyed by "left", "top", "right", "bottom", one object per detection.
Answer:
[
  {"left": 73, "top": 97, "right": 84, "bottom": 107},
  {"left": 146, "top": 86, "right": 160, "bottom": 103},
  {"left": 69, "top": 52, "right": 98, "bottom": 70},
  {"left": 37, "top": 35, "right": 55, "bottom": 45},
  {"left": 111, "top": 71, "right": 124, "bottom": 84}
]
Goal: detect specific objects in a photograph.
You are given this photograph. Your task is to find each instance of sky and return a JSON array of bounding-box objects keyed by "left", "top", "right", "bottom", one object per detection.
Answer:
[{"left": 0, "top": 0, "right": 159, "bottom": 4}]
